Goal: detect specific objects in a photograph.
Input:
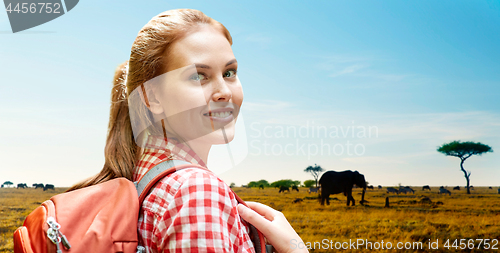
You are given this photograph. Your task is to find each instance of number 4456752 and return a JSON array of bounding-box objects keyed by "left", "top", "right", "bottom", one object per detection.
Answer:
[
  {"left": 5, "top": 3, "right": 61, "bottom": 14},
  {"left": 444, "top": 239, "right": 498, "bottom": 250}
]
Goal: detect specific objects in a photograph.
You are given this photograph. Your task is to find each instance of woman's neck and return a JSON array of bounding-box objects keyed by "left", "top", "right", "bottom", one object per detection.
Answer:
[{"left": 184, "top": 138, "right": 211, "bottom": 166}]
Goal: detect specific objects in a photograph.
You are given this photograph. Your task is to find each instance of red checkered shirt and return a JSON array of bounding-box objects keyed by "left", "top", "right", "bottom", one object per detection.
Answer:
[{"left": 133, "top": 135, "right": 255, "bottom": 253}]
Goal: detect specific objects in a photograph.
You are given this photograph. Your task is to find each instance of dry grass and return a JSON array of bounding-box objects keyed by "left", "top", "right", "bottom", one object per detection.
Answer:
[
  {"left": 234, "top": 187, "right": 500, "bottom": 252},
  {"left": 0, "top": 188, "right": 66, "bottom": 252},
  {"left": 1, "top": 187, "right": 499, "bottom": 252}
]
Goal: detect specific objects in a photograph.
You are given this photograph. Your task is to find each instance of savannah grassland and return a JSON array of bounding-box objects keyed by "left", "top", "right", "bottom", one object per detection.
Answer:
[{"left": 1, "top": 187, "right": 500, "bottom": 252}]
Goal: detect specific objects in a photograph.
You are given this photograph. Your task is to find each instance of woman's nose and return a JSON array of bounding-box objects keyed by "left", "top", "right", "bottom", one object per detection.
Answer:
[{"left": 211, "top": 77, "right": 232, "bottom": 102}]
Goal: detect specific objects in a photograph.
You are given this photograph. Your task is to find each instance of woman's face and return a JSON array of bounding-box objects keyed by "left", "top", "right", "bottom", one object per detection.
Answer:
[{"left": 149, "top": 24, "right": 243, "bottom": 145}]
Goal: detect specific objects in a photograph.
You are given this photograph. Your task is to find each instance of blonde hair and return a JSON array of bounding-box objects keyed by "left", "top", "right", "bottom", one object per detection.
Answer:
[{"left": 68, "top": 9, "right": 233, "bottom": 191}]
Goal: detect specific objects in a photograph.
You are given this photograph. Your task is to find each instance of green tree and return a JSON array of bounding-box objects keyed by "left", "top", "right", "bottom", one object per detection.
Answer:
[
  {"left": 257, "top": 179, "right": 270, "bottom": 187},
  {"left": 2, "top": 181, "right": 13, "bottom": 188},
  {"left": 293, "top": 180, "right": 301, "bottom": 187},
  {"left": 270, "top": 179, "right": 299, "bottom": 188},
  {"left": 304, "top": 164, "right": 325, "bottom": 187},
  {"left": 247, "top": 181, "right": 258, "bottom": 188},
  {"left": 437, "top": 140, "right": 493, "bottom": 194},
  {"left": 247, "top": 179, "right": 270, "bottom": 188},
  {"left": 303, "top": 180, "right": 315, "bottom": 187}
]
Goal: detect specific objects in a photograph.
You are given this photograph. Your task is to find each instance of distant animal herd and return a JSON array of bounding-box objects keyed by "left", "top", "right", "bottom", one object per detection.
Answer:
[
  {"left": 256, "top": 180, "right": 497, "bottom": 198},
  {"left": 382, "top": 185, "right": 470, "bottom": 195},
  {"left": 269, "top": 171, "right": 500, "bottom": 207},
  {"left": 0, "top": 182, "right": 55, "bottom": 191},
  {"left": 278, "top": 185, "right": 300, "bottom": 193}
]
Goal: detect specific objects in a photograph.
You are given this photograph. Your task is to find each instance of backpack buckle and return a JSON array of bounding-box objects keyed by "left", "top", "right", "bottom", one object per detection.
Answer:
[{"left": 136, "top": 245, "right": 146, "bottom": 253}]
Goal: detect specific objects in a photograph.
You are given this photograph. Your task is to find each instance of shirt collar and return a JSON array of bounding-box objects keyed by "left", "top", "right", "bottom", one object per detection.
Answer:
[{"left": 143, "top": 135, "right": 207, "bottom": 168}]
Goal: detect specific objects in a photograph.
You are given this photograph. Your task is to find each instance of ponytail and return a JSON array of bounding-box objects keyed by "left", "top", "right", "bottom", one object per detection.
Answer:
[{"left": 67, "top": 61, "right": 140, "bottom": 191}]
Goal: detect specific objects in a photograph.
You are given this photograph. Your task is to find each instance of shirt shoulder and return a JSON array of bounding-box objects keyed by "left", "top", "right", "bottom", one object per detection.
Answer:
[{"left": 142, "top": 167, "right": 233, "bottom": 214}]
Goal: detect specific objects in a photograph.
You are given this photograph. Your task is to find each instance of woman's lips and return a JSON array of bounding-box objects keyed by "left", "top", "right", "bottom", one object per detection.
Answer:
[{"left": 203, "top": 110, "right": 234, "bottom": 123}]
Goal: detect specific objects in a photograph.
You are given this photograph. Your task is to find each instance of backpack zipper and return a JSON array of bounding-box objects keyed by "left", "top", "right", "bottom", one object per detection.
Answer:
[{"left": 46, "top": 216, "right": 71, "bottom": 252}]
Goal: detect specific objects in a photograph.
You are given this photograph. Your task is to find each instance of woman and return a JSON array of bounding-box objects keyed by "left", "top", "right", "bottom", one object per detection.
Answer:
[{"left": 69, "top": 9, "right": 307, "bottom": 253}]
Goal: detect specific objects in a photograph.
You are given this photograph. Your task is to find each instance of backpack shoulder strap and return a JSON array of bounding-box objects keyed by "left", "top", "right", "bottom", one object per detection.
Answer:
[
  {"left": 135, "top": 159, "right": 202, "bottom": 203},
  {"left": 229, "top": 189, "right": 269, "bottom": 253}
]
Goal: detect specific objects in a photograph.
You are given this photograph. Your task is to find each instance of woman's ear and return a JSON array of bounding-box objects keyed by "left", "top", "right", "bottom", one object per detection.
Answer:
[{"left": 139, "top": 83, "right": 164, "bottom": 115}]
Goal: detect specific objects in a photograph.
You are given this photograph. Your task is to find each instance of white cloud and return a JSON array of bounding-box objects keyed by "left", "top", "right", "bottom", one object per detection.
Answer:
[
  {"left": 342, "top": 156, "right": 408, "bottom": 165},
  {"left": 357, "top": 72, "right": 410, "bottom": 82},
  {"left": 309, "top": 53, "right": 412, "bottom": 82},
  {"left": 243, "top": 100, "right": 292, "bottom": 111},
  {"left": 329, "top": 64, "right": 367, "bottom": 77},
  {"left": 242, "top": 100, "right": 500, "bottom": 146}
]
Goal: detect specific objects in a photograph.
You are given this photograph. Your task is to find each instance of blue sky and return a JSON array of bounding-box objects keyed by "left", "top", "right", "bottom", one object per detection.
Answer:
[{"left": 1, "top": 1, "right": 499, "bottom": 187}]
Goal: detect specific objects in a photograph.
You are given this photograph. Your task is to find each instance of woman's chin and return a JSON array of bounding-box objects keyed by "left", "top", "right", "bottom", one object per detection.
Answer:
[
  {"left": 178, "top": 121, "right": 236, "bottom": 145},
  {"left": 205, "top": 127, "right": 235, "bottom": 145}
]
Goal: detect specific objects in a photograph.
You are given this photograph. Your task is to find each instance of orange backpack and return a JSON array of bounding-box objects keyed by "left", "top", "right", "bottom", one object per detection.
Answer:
[{"left": 13, "top": 160, "right": 267, "bottom": 253}]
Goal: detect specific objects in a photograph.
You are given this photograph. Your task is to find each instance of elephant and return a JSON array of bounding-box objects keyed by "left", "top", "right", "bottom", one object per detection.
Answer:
[
  {"left": 279, "top": 186, "right": 290, "bottom": 193},
  {"left": 318, "top": 170, "right": 367, "bottom": 206}
]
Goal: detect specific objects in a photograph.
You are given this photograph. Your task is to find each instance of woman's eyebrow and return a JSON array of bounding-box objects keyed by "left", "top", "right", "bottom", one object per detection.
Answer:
[
  {"left": 193, "top": 59, "right": 237, "bottom": 70},
  {"left": 225, "top": 59, "right": 237, "bottom": 67},
  {"left": 194, "top": 63, "right": 211, "bottom": 69}
]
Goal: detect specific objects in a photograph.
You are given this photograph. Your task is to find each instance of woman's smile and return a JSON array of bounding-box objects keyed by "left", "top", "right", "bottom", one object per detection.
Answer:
[{"left": 203, "top": 107, "right": 234, "bottom": 123}]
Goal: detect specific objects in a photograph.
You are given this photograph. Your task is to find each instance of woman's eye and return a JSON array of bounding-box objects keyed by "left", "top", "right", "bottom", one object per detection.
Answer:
[
  {"left": 189, "top": 73, "right": 206, "bottom": 81},
  {"left": 223, "top": 69, "right": 237, "bottom": 78}
]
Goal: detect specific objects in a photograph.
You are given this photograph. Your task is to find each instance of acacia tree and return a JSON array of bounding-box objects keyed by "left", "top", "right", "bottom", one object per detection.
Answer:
[
  {"left": 304, "top": 164, "right": 325, "bottom": 188},
  {"left": 2, "top": 181, "right": 13, "bottom": 188},
  {"left": 437, "top": 141, "right": 493, "bottom": 194}
]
